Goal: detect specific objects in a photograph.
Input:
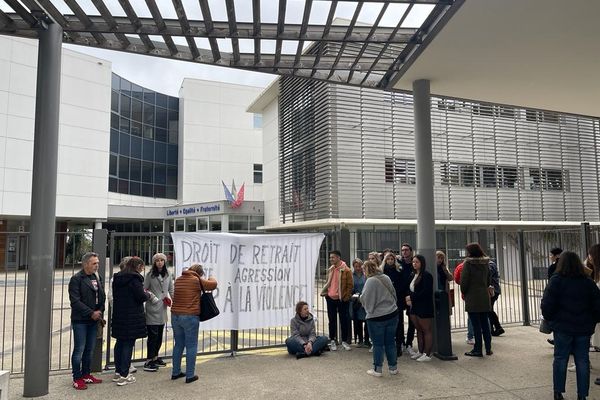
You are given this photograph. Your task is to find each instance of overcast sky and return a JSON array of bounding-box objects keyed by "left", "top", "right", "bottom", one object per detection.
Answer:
[{"left": 4, "top": 0, "right": 433, "bottom": 95}]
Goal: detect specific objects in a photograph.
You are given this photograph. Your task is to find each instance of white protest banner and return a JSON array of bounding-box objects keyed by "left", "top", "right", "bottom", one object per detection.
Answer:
[{"left": 171, "top": 232, "right": 325, "bottom": 330}]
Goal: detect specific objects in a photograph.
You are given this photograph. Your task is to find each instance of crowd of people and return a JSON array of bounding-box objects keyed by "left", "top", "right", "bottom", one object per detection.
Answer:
[
  {"left": 66, "top": 241, "right": 600, "bottom": 400},
  {"left": 68, "top": 252, "right": 217, "bottom": 390}
]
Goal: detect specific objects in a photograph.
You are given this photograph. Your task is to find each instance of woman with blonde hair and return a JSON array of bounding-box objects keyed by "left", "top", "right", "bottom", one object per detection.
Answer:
[
  {"left": 360, "top": 260, "right": 398, "bottom": 377},
  {"left": 171, "top": 264, "right": 217, "bottom": 383}
]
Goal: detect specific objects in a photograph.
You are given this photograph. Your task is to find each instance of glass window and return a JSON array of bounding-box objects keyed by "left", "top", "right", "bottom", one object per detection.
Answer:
[
  {"left": 197, "top": 217, "right": 208, "bottom": 231},
  {"left": 156, "top": 107, "right": 168, "bottom": 129},
  {"left": 229, "top": 215, "right": 248, "bottom": 232},
  {"left": 209, "top": 216, "right": 222, "bottom": 232},
  {"left": 143, "top": 103, "right": 154, "bottom": 125},
  {"left": 108, "top": 177, "right": 118, "bottom": 192},
  {"left": 253, "top": 164, "right": 263, "bottom": 184},
  {"left": 129, "top": 181, "right": 141, "bottom": 196},
  {"left": 109, "top": 154, "right": 117, "bottom": 176},
  {"left": 131, "top": 83, "right": 143, "bottom": 100},
  {"left": 111, "top": 113, "right": 119, "bottom": 130},
  {"left": 175, "top": 219, "right": 185, "bottom": 232},
  {"left": 168, "top": 129, "right": 178, "bottom": 144},
  {"left": 166, "top": 185, "right": 177, "bottom": 199},
  {"left": 131, "top": 99, "right": 143, "bottom": 122},
  {"left": 155, "top": 128, "right": 167, "bottom": 142},
  {"left": 120, "top": 78, "right": 131, "bottom": 95},
  {"left": 120, "top": 117, "right": 130, "bottom": 134},
  {"left": 168, "top": 96, "right": 179, "bottom": 110},
  {"left": 119, "top": 133, "right": 130, "bottom": 156},
  {"left": 143, "top": 125, "right": 154, "bottom": 140},
  {"left": 142, "top": 139, "right": 154, "bottom": 161},
  {"left": 482, "top": 166, "right": 497, "bottom": 188},
  {"left": 130, "top": 159, "right": 141, "bottom": 181},
  {"left": 156, "top": 93, "right": 168, "bottom": 108},
  {"left": 253, "top": 113, "right": 263, "bottom": 129},
  {"left": 154, "top": 164, "right": 167, "bottom": 185},
  {"left": 142, "top": 161, "right": 153, "bottom": 182},
  {"left": 249, "top": 216, "right": 264, "bottom": 231},
  {"left": 168, "top": 145, "right": 178, "bottom": 165},
  {"left": 130, "top": 136, "right": 142, "bottom": 159},
  {"left": 110, "top": 129, "right": 119, "bottom": 153},
  {"left": 142, "top": 183, "right": 153, "bottom": 197},
  {"left": 154, "top": 185, "right": 166, "bottom": 198},
  {"left": 118, "top": 179, "right": 129, "bottom": 194},
  {"left": 167, "top": 166, "right": 177, "bottom": 186},
  {"left": 143, "top": 89, "right": 155, "bottom": 104},
  {"left": 155, "top": 142, "right": 167, "bottom": 164},
  {"left": 460, "top": 165, "right": 475, "bottom": 187},
  {"left": 120, "top": 94, "right": 131, "bottom": 117},
  {"left": 111, "top": 73, "right": 120, "bottom": 89},
  {"left": 118, "top": 156, "right": 130, "bottom": 179},
  {"left": 111, "top": 91, "right": 119, "bottom": 113},
  {"left": 131, "top": 121, "right": 142, "bottom": 137}
]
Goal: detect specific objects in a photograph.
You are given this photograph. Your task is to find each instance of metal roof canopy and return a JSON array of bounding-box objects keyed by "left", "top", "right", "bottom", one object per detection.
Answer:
[
  {"left": 392, "top": 0, "right": 600, "bottom": 118},
  {"left": 0, "top": 0, "right": 457, "bottom": 89}
]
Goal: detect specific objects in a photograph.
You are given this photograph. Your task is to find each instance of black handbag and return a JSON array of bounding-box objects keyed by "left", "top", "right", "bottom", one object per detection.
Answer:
[
  {"left": 539, "top": 317, "right": 553, "bottom": 334},
  {"left": 199, "top": 280, "right": 220, "bottom": 322}
]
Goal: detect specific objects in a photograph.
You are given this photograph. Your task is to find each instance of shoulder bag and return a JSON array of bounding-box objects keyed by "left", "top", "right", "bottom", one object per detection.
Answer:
[{"left": 199, "top": 279, "right": 220, "bottom": 322}]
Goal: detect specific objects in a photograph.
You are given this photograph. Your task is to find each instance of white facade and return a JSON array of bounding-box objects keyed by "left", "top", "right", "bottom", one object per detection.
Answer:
[
  {"left": 0, "top": 36, "right": 267, "bottom": 225},
  {"left": 0, "top": 36, "right": 112, "bottom": 221},
  {"left": 179, "top": 79, "right": 264, "bottom": 205}
]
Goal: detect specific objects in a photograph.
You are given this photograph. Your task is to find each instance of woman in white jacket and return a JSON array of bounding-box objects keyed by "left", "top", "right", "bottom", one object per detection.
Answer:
[{"left": 143, "top": 253, "right": 174, "bottom": 372}]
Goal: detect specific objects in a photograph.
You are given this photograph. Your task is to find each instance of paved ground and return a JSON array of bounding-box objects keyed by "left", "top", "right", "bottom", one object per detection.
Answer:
[{"left": 8, "top": 326, "right": 600, "bottom": 399}]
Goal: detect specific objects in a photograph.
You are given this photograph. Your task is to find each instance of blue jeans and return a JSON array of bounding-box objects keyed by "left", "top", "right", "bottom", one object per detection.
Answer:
[
  {"left": 553, "top": 331, "right": 590, "bottom": 397},
  {"left": 71, "top": 321, "right": 97, "bottom": 380},
  {"left": 285, "top": 336, "right": 329, "bottom": 356},
  {"left": 367, "top": 315, "right": 399, "bottom": 372},
  {"left": 172, "top": 314, "right": 200, "bottom": 379},
  {"left": 114, "top": 338, "right": 136, "bottom": 377}
]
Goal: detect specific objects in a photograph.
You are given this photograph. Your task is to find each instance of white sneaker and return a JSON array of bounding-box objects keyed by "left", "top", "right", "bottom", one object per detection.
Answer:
[
  {"left": 341, "top": 342, "right": 351, "bottom": 351},
  {"left": 389, "top": 368, "right": 399, "bottom": 375},
  {"left": 369, "top": 346, "right": 373, "bottom": 353},
  {"left": 329, "top": 340, "right": 337, "bottom": 351},
  {"left": 466, "top": 338, "right": 475, "bottom": 345},
  {"left": 111, "top": 373, "right": 121, "bottom": 382},
  {"left": 568, "top": 363, "right": 576, "bottom": 372},
  {"left": 416, "top": 354, "right": 432, "bottom": 362},
  {"left": 410, "top": 352, "right": 422, "bottom": 360},
  {"left": 406, "top": 345, "right": 417, "bottom": 356},
  {"left": 129, "top": 366, "right": 137, "bottom": 374},
  {"left": 366, "top": 369, "right": 383, "bottom": 377},
  {"left": 116, "top": 375, "right": 136, "bottom": 386}
]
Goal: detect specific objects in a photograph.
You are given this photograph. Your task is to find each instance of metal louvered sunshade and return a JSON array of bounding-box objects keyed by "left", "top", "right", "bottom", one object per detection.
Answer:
[{"left": 0, "top": 0, "right": 458, "bottom": 89}]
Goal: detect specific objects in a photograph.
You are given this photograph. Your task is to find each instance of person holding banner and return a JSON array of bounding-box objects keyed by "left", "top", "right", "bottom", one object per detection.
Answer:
[
  {"left": 285, "top": 301, "right": 329, "bottom": 359},
  {"left": 360, "top": 260, "right": 399, "bottom": 377},
  {"left": 171, "top": 264, "right": 217, "bottom": 384},
  {"left": 321, "top": 250, "right": 353, "bottom": 351}
]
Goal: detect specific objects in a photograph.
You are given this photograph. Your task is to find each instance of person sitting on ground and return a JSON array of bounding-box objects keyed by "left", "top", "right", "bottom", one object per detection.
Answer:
[{"left": 285, "top": 301, "right": 329, "bottom": 359}]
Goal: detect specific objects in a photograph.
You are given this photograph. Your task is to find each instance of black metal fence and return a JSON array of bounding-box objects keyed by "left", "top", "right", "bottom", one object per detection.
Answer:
[{"left": 0, "top": 225, "right": 595, "bottom": 373}]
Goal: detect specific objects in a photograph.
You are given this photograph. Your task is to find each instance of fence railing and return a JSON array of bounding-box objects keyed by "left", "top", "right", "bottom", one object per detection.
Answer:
[{"left": 0, "top": 225, "right": 594, "bottom": 373}]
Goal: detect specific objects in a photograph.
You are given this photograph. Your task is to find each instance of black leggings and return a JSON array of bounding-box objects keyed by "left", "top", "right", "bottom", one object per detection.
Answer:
[{"left": 146, "top": 324, "right": 165, "bottom": 360}]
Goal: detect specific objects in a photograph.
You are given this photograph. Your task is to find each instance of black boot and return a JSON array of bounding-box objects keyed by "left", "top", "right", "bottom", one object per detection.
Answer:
[
  {"left": 553, "top": 392, "right": 564, "bottom": 400},
  {"left": 296, "top": 352, "right": 309, "bottom": 359}
]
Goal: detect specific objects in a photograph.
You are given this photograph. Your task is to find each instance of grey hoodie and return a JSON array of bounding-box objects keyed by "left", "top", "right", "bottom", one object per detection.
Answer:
[
  {"left": 360, "top": 273, "right": 398, "bottom": 319},
  {"left": 289, "top": 313, "right": 318, "bottom": 346}
]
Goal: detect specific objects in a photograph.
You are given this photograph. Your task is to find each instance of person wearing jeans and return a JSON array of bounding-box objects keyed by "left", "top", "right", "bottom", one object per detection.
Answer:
[
  {"left": 320, "top": 250, "right": 353, "bottom": 351},
  {"left": 68, "top": 252, "right": 106, "bottom": 390},
  {"left": 285, "top": 301, "right": 329, "bottom": 358},
  {"left": 171, "top": 264, "right": 217, "bottom": 383},
  {"left": 360, "top": 260, "right": 399, "bottom": 377},
  {"left": 113, "top": 338, "right": 136, "bottom": 379},
  {"left": 542, "top": 251, "right": 600, "bottom": 400},
  {"left": 171, "top": 314, "right": 200, "bottom": 375}
]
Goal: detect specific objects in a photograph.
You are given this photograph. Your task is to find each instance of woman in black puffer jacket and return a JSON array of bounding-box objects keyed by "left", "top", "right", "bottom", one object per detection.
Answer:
[
  {"left": 541, "top": 251, "right": 600, "bottom": 400},
  {"left": 112, "top": 257, "right": 154, "bottom": 386}
]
